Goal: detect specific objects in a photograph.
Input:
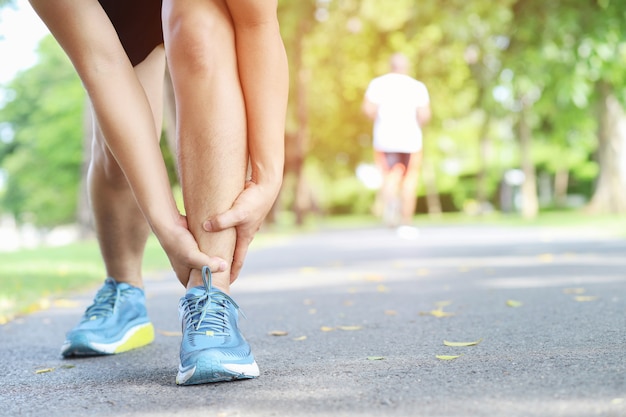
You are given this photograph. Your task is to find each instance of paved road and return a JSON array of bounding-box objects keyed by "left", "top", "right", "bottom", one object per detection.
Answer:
[{"left": 2, "top": 225, "right": 625, "bottom": 417}]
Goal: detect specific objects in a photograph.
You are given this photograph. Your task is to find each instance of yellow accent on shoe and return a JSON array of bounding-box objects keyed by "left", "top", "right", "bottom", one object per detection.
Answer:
[{"left": 114, "top": 322, "right": 155, "bottom": 353}]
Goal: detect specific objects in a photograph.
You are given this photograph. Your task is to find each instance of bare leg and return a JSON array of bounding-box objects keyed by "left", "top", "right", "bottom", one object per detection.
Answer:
[
  {"left": 163, "top": 0, "right": 247, "bottom": 293},
  {"left": 400, "top": 151, "right": 422, "bottom": 225},
  {"left": 89, "top": 46, "right": 166, "bottom": 288}
]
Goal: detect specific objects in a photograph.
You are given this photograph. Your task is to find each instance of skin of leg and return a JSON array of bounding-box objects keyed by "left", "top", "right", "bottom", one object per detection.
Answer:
[
  {"left": 88, "top": 46, "right": 166, "bottom": 288},
  {"left": 29, "top": 0, "right": 227, "bottom": 286},
  {"left": 163, "top": 0, "right": 247, "bottom": 292},
  {"left": 399, "top": 151, "right": 423, "bottom": 225}
]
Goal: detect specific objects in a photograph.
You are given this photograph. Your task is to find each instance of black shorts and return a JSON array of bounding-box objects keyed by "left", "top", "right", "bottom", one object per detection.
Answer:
[
  {"left": 98, "top": 0, "right": 164, "bottom": 67},
  {"left": 383, "top": 152, "right": 411, "bottom": 171}
]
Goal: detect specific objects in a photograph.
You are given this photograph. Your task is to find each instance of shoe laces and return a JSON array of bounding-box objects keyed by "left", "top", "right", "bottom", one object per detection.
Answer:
[
  {"left": 84, "top": 279, "right": 124, "bottom": 320},
  {"left": 181, "top": 266, "right": 241, "bottom": 337}
]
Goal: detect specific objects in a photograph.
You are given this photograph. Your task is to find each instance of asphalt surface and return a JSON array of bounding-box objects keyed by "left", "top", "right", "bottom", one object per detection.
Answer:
[{"left": 1, "top": 224, "right": 625, "bottom": 417}]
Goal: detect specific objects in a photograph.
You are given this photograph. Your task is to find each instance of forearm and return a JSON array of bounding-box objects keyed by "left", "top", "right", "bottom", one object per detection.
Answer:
[
  {"left": 235, "top": 22, "right": 288, "bottom": 196},
  {"left": 30, "top": 0, "right": 180, "bottom": 236}
]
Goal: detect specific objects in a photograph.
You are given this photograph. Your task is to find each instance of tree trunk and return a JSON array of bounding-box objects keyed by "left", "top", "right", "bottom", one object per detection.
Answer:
[
  {"left": 476, "top": 113, "right": 492, "bottom": 213},
  {"left": 554, "top": 169, "right": 569, "bottom": 208},
  {"left": 423, "top": 159, "right": 442, "bottom": 217},
  {"left": 518, "top": 103, "right": 539, "bottom": 219},
  {"left": 587, "top": 81, "right": 626, "bottom": 214}
]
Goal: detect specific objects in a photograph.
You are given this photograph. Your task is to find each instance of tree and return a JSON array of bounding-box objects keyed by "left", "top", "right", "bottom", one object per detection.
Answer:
[{"left": 0, "top": 36, "right": 85, "bottom": 226}]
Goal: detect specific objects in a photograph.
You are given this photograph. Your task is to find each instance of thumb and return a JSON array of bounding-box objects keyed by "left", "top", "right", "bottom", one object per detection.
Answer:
[{"left": 203, "top": 208, "right": 242, "bottom": 232}]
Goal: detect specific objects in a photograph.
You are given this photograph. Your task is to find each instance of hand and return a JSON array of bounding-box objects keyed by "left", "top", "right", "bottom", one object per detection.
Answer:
[
  {"left": 156, "top": 214, "right": 227, "bottom": 287},
  {"left": 203, "top": 179, "right": 278, "bottom": 283}
]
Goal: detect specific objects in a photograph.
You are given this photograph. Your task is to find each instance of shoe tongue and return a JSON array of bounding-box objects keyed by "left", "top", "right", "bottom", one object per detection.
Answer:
[{"left": 186, "top": 286, "right": 206, "bottom": 298}]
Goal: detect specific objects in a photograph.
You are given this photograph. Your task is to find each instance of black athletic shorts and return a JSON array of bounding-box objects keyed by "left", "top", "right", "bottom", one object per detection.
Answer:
[
  {"left": 98, "top": 0, "right": 164, "bottom": 67},
  {"left": 384, "top": 152, "right": 412, "bottom": 172}
]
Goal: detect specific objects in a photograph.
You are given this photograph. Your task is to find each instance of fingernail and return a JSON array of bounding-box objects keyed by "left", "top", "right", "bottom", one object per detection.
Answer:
[{"left": 203, "top": 221, "right": 212, "bottom": 232}]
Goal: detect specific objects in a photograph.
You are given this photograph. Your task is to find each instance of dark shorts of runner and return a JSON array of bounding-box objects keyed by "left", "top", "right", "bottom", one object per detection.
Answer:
[
  {"left": 383, "top": 152, "right": 412, "bottom": 172},
  {"left": 98, "top": 0, "right": 164, "bottom": 67}
]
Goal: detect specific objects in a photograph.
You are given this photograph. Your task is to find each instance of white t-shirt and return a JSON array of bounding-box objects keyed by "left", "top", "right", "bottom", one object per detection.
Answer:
[{"left": 365, "top": 73, "right": 430, "bottom": 153}]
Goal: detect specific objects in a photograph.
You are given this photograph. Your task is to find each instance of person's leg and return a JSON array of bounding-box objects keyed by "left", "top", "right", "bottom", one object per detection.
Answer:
[
  {"left": 163, "top": 0, "right": 258, "bottom": 385},
  {"left": 399, "top": 151, "right": 422, "bottom": 225},
  {"left": 60, "top": 46, "right": 165, "bottom": 358},
  {"left": 89, "top": 45, "right": 166, "bottom": 288},
  {"left": 163, "top": 0, "right": 247, "bottom": 293}
]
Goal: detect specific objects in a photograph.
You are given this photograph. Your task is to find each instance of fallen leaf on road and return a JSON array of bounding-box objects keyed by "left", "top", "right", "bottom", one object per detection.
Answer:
[
  {"left": 269, "top": 330, "right": 289, "bottom": 336},
  {"left": 377, "top": 285, "right": 390, "bottom": 293},
  {"left": 367, "top": 356, "right": 385, "bottom": 361},
  {"left": 35, "top": 368, "right": 54, "bottom": 374},
  {"left": 343, "top": 300, "right": 355, "bottom": 306},
  {"left": 443, "top": 339, "right": 483, "bottom": 347},
  {"left": 293, "top": 335, "right": 307, "bottom": 341},
  {"left": 320, "top": 326, "right": 335, "bottom": 332},
  {"left": 436, "top": 355, "right": 461, "bottom": 361},
  {"left": 420, "top": 308, "right": 455, "bottom": 318},
  {"left": 538, "top": 253, "right": 554, "bottom": 263},
  {"left": 574, "top": 295, "right": 596, "bottom": 302},
  {"left": 338, "top": 325, "right": 362, "bottom": 331},
  {"left": 365, "top": 274, "right": 385, "bottom": 282},
  {"left": 53, "top": 299, "right": 80, "bottom": 308},
  {"left": 506, "top": 300, "right": 523, "bottom": 308},
  {"left": 158, "top": 330, "right": 182, "bottom": 337},
  {"left": 384, "top": 310, "right": 397, "bottom": 316}
]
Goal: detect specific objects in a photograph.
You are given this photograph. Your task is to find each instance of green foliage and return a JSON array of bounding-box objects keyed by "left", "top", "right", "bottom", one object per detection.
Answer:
[{"left": 0, "top": 35, "right": 84, "bottom": 226}]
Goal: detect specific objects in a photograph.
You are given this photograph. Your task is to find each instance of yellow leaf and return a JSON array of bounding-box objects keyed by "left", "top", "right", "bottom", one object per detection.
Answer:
[
  {"left": 338, "top": 325, "right": 362, "bottom": 331},
  {"left": 563, "top": 288, "right": 586, "bottom": 295},
  {"left": 443, "top": 339, "right": 483, "bottom": 347},
  {"left": 35, "top": 368, "right": 55, "bottom": 374},
  {"left": 269, "top": 330, "right": 289, "bottom": 336},
  {"left": 157, "top": 330, "right": 182, "bottom": 337},
  {"left": 538, "top": 253, "right": 554, "bottom": 263},
  {"left": 365, "top": 274, "right": 384, "bottom": 282},
  {"left": 419, "top": 308, "right": 455, "bottom": 318},
  {"left": 506, "top": 300, "right": 523, "bottom": 308},
  {"left": 292, "top": 335, "right": 307, "bottom": 341},
  {"left": 320, "top": 326, "right": 335, "bottom": 332},
  {"left": 574, "top": 295, "right": 595, "bottom": 302},
  {"left": 376, "top": 284, "right": 390, "bottom": 293},
  {"left": 435, "top": 300, "right": 453, "bottom": 308},
  {"left": 53, "top": 299, "right": 80, "bottom": 308},
  {"left": 367, "top": 356, "right": 385, "bottom": 361},
  {"left": 436, "top": 355, "right": 461, "bottom": 361}
]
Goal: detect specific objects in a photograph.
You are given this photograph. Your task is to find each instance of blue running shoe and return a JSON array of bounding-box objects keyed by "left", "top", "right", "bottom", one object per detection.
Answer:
[
  {"left": 61, "top": 278, "right": 154, "bottom": 357},
  {"left": 176, "top": 266, "right": 259, "bottom": 385}
]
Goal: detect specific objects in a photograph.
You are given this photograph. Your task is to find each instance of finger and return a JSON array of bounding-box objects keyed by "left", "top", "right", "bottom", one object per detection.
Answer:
[
  {"left": 230, "top": 241, "right": 249, "bottom": 284},
  {"left": 203, "top": 207, "right": 246, "bottom": 232}
]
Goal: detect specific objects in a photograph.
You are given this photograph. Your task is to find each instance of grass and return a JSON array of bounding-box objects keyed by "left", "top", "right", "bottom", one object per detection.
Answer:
[
  {"left": 0, "top": 236, "right": 171, "bottom": 324},
  {"left": 1, "top": 210, "right": 624, "bottom": 324}
]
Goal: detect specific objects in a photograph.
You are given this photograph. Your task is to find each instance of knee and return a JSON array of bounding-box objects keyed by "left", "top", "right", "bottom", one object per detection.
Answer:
[
  {"left": 164, "top": 8, "right": 233, "bottom": 74},
  {"left": 91, "top": 139, "right": 127, "bottom": 186}
]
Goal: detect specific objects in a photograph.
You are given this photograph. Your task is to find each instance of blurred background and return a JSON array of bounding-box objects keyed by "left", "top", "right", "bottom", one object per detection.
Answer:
[{"left": 1, "top": 0, "right": 625, "bottom": 247}]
